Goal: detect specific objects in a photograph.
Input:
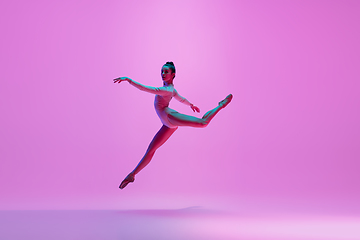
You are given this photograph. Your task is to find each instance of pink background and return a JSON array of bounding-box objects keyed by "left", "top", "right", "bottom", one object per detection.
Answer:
[{"left": 1, "top": 0, "right": 359, "bottom": 210}]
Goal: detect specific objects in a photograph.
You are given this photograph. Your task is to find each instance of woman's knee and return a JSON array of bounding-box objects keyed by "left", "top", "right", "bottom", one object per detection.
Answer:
[
  {"left": 145, "top": 147, "right": 157, "bottom": 157},
  {"left": 146, "top": 142, "right": 159, "bottom": 154},
  {"left": 199, "top": 119, "right": 208, "bottom": 128}
]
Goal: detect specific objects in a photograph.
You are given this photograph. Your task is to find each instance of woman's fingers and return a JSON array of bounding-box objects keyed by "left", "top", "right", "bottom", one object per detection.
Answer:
[
  {"left": 191, "top": 105, "right": 200, "bottom": 113},
  {"left": 113, "top": 77, "right": 123, "bottom": 83}
]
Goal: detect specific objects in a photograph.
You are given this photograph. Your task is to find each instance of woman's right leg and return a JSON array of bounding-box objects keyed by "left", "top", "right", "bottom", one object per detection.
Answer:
[
  {"left": 119, "top": 125, "right": 177, "bottom": 189},
  {"left": 168, "top": 94, "right": 233, "bottom": 128}
]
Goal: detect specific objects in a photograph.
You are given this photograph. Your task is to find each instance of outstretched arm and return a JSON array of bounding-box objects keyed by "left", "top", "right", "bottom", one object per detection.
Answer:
[
  {"left": 113, "top": 77, "right": 172, "bottom": 96},
  {"left": 173, "top": 89, "right": 200, "bottom": 113}
]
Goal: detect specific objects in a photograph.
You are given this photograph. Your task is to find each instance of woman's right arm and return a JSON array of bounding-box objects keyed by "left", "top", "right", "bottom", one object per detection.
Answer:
[
  {"left": 173, "top": 89, "right": 200, "bottom": 113},
  {"left": 113, "top": 77, "right": 171, "bottom": 96}
]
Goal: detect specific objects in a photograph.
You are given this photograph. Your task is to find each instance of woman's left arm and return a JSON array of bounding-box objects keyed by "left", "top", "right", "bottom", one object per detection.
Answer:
[{"left": 173, "top": 89, "right": 200, "bottom": 113}]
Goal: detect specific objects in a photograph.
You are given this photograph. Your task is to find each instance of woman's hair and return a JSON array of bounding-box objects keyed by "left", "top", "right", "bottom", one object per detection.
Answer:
[{"left": 164, "top": 61, "right": 176, "bottom": 74}]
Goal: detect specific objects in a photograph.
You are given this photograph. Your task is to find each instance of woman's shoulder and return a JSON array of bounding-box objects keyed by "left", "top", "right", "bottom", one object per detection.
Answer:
[
  {"left": 163, "top": 84, "right": 176, "bottom": 92},
  {"left": 167, "top": 84, "right": 176, "bottom": 90},
  {"left": 170, "top": 85, "right": 178, "bottom": 95}
]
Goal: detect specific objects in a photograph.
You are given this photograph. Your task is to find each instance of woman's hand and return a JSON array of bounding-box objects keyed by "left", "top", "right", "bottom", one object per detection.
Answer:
[
  {"left": 113, "top": 77, "right": 131, "bottom": 83},
  {"left": 191, "top": 104, "right": 200, "bottom": 113}
]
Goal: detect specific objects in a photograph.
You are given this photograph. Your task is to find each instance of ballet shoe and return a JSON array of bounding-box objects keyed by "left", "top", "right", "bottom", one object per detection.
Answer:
[
  {"left": 218, "top": 94, "right": 233, "bottom": 109},
  {"left": 119, "top": 173, "right": 135, "bottom": 189}
]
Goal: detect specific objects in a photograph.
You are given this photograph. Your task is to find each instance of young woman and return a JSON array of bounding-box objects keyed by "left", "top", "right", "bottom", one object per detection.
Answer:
[{"left": 114, "top": 62, "right": 232, "bottom": 189}]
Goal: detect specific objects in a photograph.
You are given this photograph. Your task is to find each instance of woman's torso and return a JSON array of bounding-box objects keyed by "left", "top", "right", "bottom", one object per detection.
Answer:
[{"left": 154, "top": 85, "right": 175, "bottom": 111}]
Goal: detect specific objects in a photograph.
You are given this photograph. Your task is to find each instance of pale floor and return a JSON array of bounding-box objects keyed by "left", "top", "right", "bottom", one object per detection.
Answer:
[{"left": 1, "top": 204, "right": 360, "bottom": 240}]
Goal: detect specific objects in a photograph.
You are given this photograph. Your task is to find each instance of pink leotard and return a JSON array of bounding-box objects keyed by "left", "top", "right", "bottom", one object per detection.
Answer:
[{"left": 128, "top": 80, "right": 192, "bottom": 128}]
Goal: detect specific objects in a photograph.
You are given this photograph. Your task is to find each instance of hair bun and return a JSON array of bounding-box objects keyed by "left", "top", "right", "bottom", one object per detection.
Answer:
[{"left": 164, "top": 61, "right": 176, "bottom": 74}]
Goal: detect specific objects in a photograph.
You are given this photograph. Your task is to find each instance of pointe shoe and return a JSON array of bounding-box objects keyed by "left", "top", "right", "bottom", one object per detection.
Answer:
[
  {"left": 119, "top": 173, "right": 135, "bottom": 189},
  {"left": 218, "top": 94, "right": 233, "bottom": 109}
]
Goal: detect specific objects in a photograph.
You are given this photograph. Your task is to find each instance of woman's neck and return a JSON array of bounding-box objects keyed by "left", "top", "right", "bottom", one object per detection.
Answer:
[{"left": 163, "top": 81, "right": 173, "bottom": 86}]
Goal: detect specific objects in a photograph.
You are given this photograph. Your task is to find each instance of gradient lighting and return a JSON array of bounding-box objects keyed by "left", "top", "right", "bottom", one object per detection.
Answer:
[
  {"left": 188, "top": 216, "right": 360, "bottom": 239},
  {"left": 1, "top": 0, "right": 360, "bottom": 239}
]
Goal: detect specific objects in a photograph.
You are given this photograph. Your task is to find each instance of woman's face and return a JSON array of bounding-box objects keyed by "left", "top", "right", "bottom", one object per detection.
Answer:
[{"left": 161, "top": 66, "right": 175, "bottom": 83}]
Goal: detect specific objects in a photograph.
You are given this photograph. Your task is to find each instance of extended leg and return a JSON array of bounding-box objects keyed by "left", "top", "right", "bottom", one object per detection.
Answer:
[
  {"left": 119, "top": 125, "right": 177, "bottom": 189},
  {"left": 168, "top": 94, "right": 233, "bottom": 128}
]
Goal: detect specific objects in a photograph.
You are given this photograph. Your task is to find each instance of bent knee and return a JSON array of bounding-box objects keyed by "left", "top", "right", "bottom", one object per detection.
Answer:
[{"left": 199, "top": 120, "right": 208, "bottom": 128}]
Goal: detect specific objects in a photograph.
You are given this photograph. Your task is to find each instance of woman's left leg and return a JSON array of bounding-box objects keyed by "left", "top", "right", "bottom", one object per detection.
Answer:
[
  {"left": 119, "top": 125, "right": 177, "bottom": 189},
  {"left": 132, "top": 125, "right": 177, "bottom": 175}
]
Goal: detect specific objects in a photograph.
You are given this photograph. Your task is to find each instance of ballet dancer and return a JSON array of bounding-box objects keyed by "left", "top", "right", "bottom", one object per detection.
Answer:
[{"left": 114, "top": 62, "right": 232, "bottom": 189}]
